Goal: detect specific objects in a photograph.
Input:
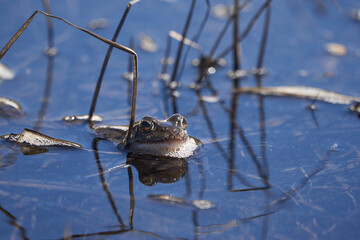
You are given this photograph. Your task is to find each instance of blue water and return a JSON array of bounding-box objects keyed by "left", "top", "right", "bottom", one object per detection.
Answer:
[{"left": 0, "top": 0, "right": 360, "bottom": 239}]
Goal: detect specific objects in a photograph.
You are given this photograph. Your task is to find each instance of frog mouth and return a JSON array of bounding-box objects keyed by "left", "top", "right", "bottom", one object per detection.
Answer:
[
  {"left": 134, "top": 130, "right": 189, "bottom": 144},
  {"left": 125, "top": 136, "right": 200, "bottom": 158}
]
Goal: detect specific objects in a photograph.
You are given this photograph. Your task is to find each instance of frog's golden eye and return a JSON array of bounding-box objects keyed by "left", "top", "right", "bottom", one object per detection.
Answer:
[
  {"left": 181, "top": 117, "right": 188, "bottom": 130},
  {"left": 140, "top": 119, "right": 153, "bottom": 133}
]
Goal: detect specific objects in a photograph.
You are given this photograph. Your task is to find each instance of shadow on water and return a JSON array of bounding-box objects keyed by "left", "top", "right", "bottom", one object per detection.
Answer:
[{"left": 0, "top": 0, "right": 359, "bottom": 239}]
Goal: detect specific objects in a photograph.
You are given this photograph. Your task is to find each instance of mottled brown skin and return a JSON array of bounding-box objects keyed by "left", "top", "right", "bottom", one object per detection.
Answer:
[{"left": 125, "top": 114, "right": 189, "bottom": 148}]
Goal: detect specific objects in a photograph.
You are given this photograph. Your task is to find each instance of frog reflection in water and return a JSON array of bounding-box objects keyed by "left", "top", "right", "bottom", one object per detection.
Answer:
[
  {"left": 95, "top": 114, "right": 201, "bottom": 158},
  {"left": 127, "top": 153, "right": 187, "bottom": 186}
]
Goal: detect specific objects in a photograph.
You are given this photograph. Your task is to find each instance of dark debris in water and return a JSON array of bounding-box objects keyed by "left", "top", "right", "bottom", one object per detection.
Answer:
[
  {"left": 0, "top": 128, "right": 82, "bottom": 149},
  {"left": 349, "top": 102, "right": 360, "bottom": 118}
]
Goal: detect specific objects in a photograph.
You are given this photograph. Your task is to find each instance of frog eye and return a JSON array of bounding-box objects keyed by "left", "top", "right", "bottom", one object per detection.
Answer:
[
  {"left": 181, "top": 117, "right": 188, "bottom": 130},
  {"left": 140, "top": 119, "right": 154, "bottom": 133}
]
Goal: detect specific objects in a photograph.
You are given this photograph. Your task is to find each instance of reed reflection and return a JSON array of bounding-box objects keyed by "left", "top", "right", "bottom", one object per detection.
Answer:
[
  {"left": 0, "top": 205, "right": 29, "bottom": 240},
  {"left": 34, "top": 0, "right": 56, "bottom": 131},
  {"left": 62, "top": 138, "right": 185, "bottom": 239}
]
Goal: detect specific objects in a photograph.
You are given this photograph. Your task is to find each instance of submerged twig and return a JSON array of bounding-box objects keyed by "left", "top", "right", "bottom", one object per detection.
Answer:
[
  {"left": 235, "top": 86, "right": 360, "bottom": 104},
  {"left": 92, "top": 138, "right": 126, "bottom": 228}
]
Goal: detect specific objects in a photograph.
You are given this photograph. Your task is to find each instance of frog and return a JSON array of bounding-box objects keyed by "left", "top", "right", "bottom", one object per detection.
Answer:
[{"left": 93, "top": 114, "right": 201, "bottom": 158}]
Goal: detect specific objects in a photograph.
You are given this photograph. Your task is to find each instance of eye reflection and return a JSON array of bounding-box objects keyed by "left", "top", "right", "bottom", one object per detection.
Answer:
[
  {"left": 141, "top": 119, "right": 153, "bottom": 133},
  {"left": 181, "top": 117, "right": 188, "bottom": 129}
]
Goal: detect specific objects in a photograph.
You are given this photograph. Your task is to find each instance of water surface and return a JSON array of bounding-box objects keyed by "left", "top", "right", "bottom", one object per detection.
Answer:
[{"left": 0, "top": 0, "right": 359, "bottom": 239}]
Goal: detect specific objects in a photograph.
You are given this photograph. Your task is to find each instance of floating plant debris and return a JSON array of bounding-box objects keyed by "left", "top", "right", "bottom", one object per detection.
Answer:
[
  {"left": 191, "top": 57, "right": 227, "bottom": 68},
  {"left": 306, "top": 103, "right": 317, "bottom": 111},
  {"left": 0, "top": 128, "right": 82, "bottom": 148},
  {"left": 62, "top": 114, "right": 104, "bottom": 124},
  {"left": 249, "top": 67, "right": 267, "bottom": 75},
  {"left": 350, "top": 8, "right": 360, "bottom": 22},
  {"left": 349, "top": 102, "right": 360, "bottom": 113},
  {"left": 325, "top": 42, "right": 347, "bottom": 56},
  {"left": 330, "top": 143, "right": 338, "bottom": 151},
  {"left": 211, "top": 4, "right": 234, "bottom": 19},
  {"left": 0, "top": 97, "right": 25, "bottom": 118},
  {"left": 191, "top": 199, "right": 215, "bottom": 210},
  {"left": 235, "top": 86, "right": 360, "bottom": 105},
  {"left": 227, "top": 69, "right": 248, "bottom": 79},
  {"left": 160, "top": 57, "right": 175, "bottom": 65},
  {"left": 200, "top": 95, "right": 220, "bottom": 103},
  {"left": 88, "top": 18, "right": 108, "bottom": 29},
  {"left": 43, "top": 46, "right": 58, "bottom": 56},
  {"left": 122, "top": 71, "right": 133, "bottom": 81},
  {"left": 298, "top": 70, "right": 309, "bottom": 77},
  {"left": 148, "top": 195, "right": 215, "bottom": 209},
  {"left": 139, "top": 34, "right": 158, "bottom": 52},
  {"left": 157, "top": 73, "right": 171, "bottom": 82},
  {"left": 227, "top": 67, "right": 267, "bottom": 79},
  {"left": 349, "top": 102, "right": 360, "bottom": 118},
  {"left": 169, "top": 30, "right": 200, "bottom": 50},
  {"left": 0, "top": 63, "right": 15, "bottom": 80},
  {"left": 148, "top": 194, "right": 186, "bottom": 204}
]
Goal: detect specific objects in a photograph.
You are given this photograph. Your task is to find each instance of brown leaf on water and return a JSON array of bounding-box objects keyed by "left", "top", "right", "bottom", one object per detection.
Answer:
[
  {"left": 0, "top": 97, "right": 25, "bottom": 118},
  {"left": 0, "top": 128, "right": 82, "bottom": 148}
]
